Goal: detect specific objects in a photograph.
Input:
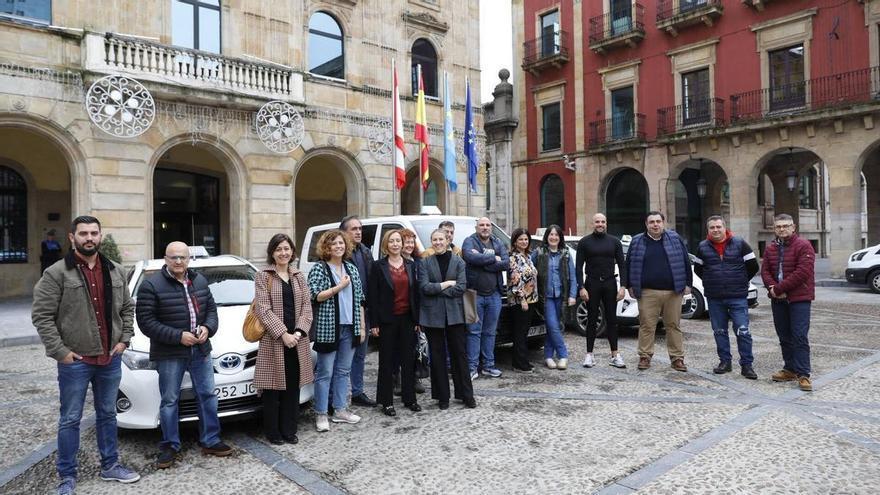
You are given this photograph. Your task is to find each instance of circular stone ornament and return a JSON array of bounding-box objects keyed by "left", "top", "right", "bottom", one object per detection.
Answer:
[
  {"left": 85, "top": 75, "right": 155, "bottom": 137},
  {"left": 367, "top": 119, "right": 392, "bottom": 160},
  {"left": 255, "top": 100, "right": 304, "bottom": 154}
]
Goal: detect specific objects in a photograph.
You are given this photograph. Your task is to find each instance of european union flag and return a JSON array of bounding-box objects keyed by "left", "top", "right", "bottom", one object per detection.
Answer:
[{"left": 464, "top": 79, "right": 478, "bottom": 192}]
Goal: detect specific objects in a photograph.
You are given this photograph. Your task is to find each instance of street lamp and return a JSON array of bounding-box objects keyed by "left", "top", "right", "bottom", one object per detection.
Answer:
[
  {"left": 696, "top": 176, "right": 708, "bottom": 199},
  {"left": 785, "top": 147, "right": 798, "bottom": 192}
]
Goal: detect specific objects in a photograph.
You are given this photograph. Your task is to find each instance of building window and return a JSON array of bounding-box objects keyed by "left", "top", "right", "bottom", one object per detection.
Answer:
[
  {"left": 541, "top": 102, "right": 561, "bottom": 151},
  {"left": 799, "top": 168, "right": 817, "bottom": 209},
  {"left": 611, "top": 86, "right": 634, "bottom": 140},
  {"left": 682, "top": 68, "right": 710, "bottom": 125},
  {"left": 540, "top": 174, "right": 565, "bottom": 230},
  {"left": 0, "top": 166, "right": 27, "bottom": 264},
  {"left": 610, "top": 0, "right": 633, "bottom": 35},
  {"left": 540, "top": 10, "right": 560, "bottom": 57},
  {"left": 411, "top": 38, "right": 438, "bottom": 98},
  {"left": 172, "top": 0, "right": 221, "bottom": 53},
  {"left": 769, "top": 44, "right": 805, "bottom": 112},
  {"left": 308, "top": 11, "right": 345, "bottom": 79},
  {"left": 0, "top": 0, "right": 50, "bottom": 24},
  {"left": 680, "top": 0, "right": 707, "bottom": 14}
]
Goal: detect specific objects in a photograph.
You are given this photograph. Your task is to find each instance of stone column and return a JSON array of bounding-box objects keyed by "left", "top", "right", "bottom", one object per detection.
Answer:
[
  {"left": 826, "top": 160, "right": 863, "bottom": 276},
  {"left": 483, "top": 69, "right": 519, "bottom": 233}
]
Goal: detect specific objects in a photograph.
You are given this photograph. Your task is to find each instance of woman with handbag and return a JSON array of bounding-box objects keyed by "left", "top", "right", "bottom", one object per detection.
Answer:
[
  {"left": 532, "top": 224, "right": 578, "bottom": 370},
  {"left": 508, "top": 228, "right": 538, "bottom": 373},
  {"left": 419, "top": 229, "right": 476, "bottom": 410},
  {"left": 308, "top": 229, "right": 366, "bottom": 432},
  {"left": 253, "top": 233, "right": 314, "bottom": 445},
  {"left": 369, "top": 230, "right": 421, "bottom": 416}
]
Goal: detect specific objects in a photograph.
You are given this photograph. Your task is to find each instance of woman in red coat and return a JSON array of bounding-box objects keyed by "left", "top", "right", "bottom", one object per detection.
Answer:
[{"left": 254, "top": 234, "right": 314, "bottom": 444}]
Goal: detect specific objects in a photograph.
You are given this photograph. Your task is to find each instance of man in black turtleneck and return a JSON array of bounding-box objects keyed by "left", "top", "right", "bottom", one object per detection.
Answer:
[{"left": 575, "top": 213, "right": 627, "bottom": 369}]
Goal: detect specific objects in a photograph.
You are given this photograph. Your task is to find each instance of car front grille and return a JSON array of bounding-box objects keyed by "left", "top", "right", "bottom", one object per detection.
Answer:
[{"left": 179, "top": 394, "right": 261, "bottom": 419}]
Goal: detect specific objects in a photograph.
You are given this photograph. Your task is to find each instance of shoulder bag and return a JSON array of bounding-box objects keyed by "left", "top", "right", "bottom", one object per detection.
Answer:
[{"left": 243, "top": 273, "right": 273, "bottom": 342}]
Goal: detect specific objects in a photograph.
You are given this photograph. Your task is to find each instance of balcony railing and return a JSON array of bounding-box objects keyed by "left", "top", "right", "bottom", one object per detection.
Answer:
[
  {"left": 84, "top": 32, "right": 302, "bottom": 102},
  {"left": 588, "top": 4, "right": 645, "bottom": 52},
  {"left": 657, "top": 97, "right": 725, "bottom": 137},
  {"left": 657, "top": 0, "right": 723, "bottom": 35},
  {"left": 522, "top": 30, "right": 570, "bottom": 74},
  {"left": 588, "top": 113, "right": 646, "bottom": 148},
  {"left": 729, "top": 66, "right": 880, "bottom": 124}
]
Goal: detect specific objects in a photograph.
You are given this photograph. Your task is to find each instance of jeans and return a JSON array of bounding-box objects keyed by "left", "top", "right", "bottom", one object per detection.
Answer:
[
  {"left": 707, "top": 298, "right": 753, "bottom": 366},
  {"left": 467, "top": 292, "right": 502, "bottom": 373},
  {"left": 771, "top": 300, "right": 812, "bottom": 376},
  {"left": 350, "top": 331, "right": 370, "bottom": 397},
  {"left": 156, "top": 348, "right": 221, "bottom": 451},
  {"left": 314, "top": 325, "right": 356, "bottom": 414},
  {"left": 543, "top": 296, "right": 569, "bottom": 359},
  {"left": 56, "top": 354, "right": 122, "bottom": 479}
]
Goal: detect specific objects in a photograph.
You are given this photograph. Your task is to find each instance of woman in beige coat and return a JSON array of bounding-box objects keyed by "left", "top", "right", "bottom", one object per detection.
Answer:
[{"left": 254, "top": 233, "right": 314, "bottom": 445}]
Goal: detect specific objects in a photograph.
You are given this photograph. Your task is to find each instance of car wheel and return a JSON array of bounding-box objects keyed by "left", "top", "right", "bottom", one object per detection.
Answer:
[
  {"left": 681, "top": 288, "right": 705, "bottom": 319},
  {"left": 573, "top": 300, "right": 606, "bottom": 338},
  {"left": 869, "top": 269, "right": 880, "bottom": 294}
]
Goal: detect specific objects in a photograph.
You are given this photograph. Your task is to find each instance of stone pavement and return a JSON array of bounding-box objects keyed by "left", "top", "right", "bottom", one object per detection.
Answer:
[{"left": 1, "top": 289, "right": 879, "bottom": 494}]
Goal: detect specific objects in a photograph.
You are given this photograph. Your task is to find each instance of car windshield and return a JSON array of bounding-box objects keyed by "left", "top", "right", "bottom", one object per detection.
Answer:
[
  {"left": 134, "top": 265, "right": 257, "bottom": 306},
  {"left": 411, "top": 218, "right": 511, "bottom": 250}
]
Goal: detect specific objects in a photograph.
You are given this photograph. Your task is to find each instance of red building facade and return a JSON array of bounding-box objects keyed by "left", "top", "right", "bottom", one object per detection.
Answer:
[{"left": 513, "top": 0, "right": 880, "bottom": 274}]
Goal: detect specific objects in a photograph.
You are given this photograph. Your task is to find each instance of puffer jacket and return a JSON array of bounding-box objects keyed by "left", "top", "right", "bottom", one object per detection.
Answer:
[
  {"left": 760, "top": 233, "right": 815, "bottom": 303},
  {"left": 136, "top": 266, "right": 218, "bottom": 360}
]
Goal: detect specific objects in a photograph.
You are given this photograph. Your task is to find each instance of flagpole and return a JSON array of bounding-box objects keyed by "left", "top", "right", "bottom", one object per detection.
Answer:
[
  {"left": 444, "top": 71, "right": 450, "bottom": 201},
  {"left": 465, "top": 75, "right": 472, "bottom": 217},
  {"left": 391, "top": 58, "right": 398, "bottom": 215},
  {"left": 418, "top": 63, "right": 424, "bottom": 215}
]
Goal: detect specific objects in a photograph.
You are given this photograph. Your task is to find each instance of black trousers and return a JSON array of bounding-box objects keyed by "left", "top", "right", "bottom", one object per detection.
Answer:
[
  {"left": 261, "top": 345, "right": 300, "bottom": 439},
  {"left": 377, "top": 314, "right": 417, "bottom": 407},
  {"left": 586, "top": 278, "right": 619, "bottom": 352},
  {"left": 510, "top": 303, "right": 534, "bottom": 370},
  {"left": 424, "top": 324, "right": 473, "bottom": 403}
]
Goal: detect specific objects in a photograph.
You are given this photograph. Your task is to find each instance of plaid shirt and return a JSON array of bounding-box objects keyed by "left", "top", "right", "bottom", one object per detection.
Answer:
[{"left": 308, "top": 260, "right": 364, "bottom": 350}]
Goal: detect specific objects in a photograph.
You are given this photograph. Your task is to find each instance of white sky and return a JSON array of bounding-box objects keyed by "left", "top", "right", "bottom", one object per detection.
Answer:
[{"left": 480, "top": 0, "right": 513, "bottom": 103}]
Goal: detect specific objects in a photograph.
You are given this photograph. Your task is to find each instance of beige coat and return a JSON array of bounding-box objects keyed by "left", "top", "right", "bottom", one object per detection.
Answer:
[{"left": 253, "top": 266, "right": 314, "bottom": 391}]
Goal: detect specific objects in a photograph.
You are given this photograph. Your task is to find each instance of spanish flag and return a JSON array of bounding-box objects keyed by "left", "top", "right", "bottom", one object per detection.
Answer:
[{"left": 414, "top": 64, "right": 430, "bottom": 190}]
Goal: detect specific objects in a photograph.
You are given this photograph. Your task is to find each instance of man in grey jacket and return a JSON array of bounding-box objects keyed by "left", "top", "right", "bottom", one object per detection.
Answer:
[{"left": 32, "top": 216, "right": 140, "bottom": 495}]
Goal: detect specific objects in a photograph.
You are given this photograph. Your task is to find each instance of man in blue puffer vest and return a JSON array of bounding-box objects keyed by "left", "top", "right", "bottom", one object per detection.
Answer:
[
  {"left": 624, "top": 211, "right": 692, "bottom": 372},
  {"left": 693, "top": 216, "right": 760, "bottom": 380}
]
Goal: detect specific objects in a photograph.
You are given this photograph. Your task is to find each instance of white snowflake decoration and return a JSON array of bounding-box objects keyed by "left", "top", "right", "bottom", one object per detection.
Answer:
[
  {"left": 255, "top": 100, "right": 304, "bottom": 154},
  {"left": 85, "top": 75, "right": 155, "bottom": 137}
]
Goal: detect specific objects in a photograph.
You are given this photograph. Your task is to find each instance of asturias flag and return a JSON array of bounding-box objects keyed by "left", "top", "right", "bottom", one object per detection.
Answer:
[
  {"left": 392, "top": 61, "right": 406, "bottom": 189},
  {"left": 464, "top": 78, "right": 478, "bottom": 192},
  {"left": 414, "top": 64, "right": 430, "bottom": 191},
  {"left": 443, "top": 72, "right": 457, "bottom": 192}
]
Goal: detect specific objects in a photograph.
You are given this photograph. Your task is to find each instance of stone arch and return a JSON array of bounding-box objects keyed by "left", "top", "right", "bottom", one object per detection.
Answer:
[
  {"left": 668, "top": 157, "right": 729, "bottom": 252},
  {"left": 856, "top": 138, "right": 880, "bottom": 246},
  {"left": 401, "top": 158, "right": 448, "bottom": 215},
  {"left": 601, "top": 167, "right": 650, "bottom": 239}
]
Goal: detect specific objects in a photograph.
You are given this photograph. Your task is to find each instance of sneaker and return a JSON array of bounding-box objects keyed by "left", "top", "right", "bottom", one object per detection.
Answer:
[
  {"left": 156, "top": 447, "right": 176, "bottom": 469},
  {"left": 556, "top": 358, "right": 568, "bottom": 370},
  {"left": 57, "top": 477, "right": 76, "bottom": 495},
  {"left": 351, "top": 393, "right": 377, "bottom": 407},
  {"left": 582, "top": 354, "right": 595, "bottom": 368},
  {"left": 610, "top": 354, "right": 627, "bottom": 369},
  {"left": 741, "top": 365, "right": 758, "bottom": 380},
  {"left": 637, "top": 356, "right": 651, "bottom": 370},
  {"left": 481, "top": 367, "right": 502, "bottom": 378},
  {"left": 545, "top": 358, "right": 557, "bottom": 369},
  {"left": 99, "top": 463, "right": 141, "bottom": 483},
  {"left": 331, "top": 409, "right": 361, "bottom": 424},
  {"left": 202, "top": 442, "right": 233, "bottom": 457},
  {"left": 713, "top": 361, "right": 732, "bottom": 374},
  {"left": 671, "top": 358, "right": 688, "bottom": 372},
  {"left": 798, "top": 375, "right": 813, "bottom": 392},
  {"left": 772, "top": 369, "right": 798, "bottom": 382},
  {"left": 470, "top": 371, "right": 479, "bottom": 381},
  {"left": 316, "top": 414, "right": 330, "bottom": 432}
]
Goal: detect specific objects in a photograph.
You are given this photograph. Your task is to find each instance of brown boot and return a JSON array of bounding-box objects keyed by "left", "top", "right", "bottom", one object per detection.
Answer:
[
  {"left": 798, "top": 375, "right": 813, "bottom": 392},
  {"left": 671, "top": 358, "right": 688, "bottom": 372},
  {"left": 771, "top": 369, "right": 798, "bottom": 382},
  {"left": 637, "top": 356, "right": 651, "bottom": 370}
]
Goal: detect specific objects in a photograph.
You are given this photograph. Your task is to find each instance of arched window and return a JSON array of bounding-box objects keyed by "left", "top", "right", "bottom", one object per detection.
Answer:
[
  {"left": 411, "top": 38, "right": 438, "bottom": 98},
  {"left": 0, "top": 166, "right": 27, "bottom": 263},
  {"left": 540, "top": 174, "right": 565, "bottom": 230},
  {"left": 308, "top": 11, "right": 344, "bottom": 79}
]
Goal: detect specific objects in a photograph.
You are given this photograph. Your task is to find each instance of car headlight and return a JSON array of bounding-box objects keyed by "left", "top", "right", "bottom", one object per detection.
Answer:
[{"left": 122, "top": 349, "right": 157, "bottom": 370}]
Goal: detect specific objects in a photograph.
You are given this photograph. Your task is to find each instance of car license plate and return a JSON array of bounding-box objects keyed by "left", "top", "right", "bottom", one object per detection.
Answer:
[
  {"left": 527, "top": 324, "right": 546, "bottom": 337},
  {"left": 213, "top": 381, "right": 256, "bottom": 399}
]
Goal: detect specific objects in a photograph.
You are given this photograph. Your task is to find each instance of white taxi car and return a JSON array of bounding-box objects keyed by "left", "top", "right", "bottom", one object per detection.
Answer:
[{"left": 116, "top": 249, "right": 315, "bottom": 429}]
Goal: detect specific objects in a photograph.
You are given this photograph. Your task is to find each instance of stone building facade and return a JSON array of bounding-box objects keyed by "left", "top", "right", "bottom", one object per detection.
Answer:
[
  {"left": 0, "top": 0, "right": 485, "bottom": 297},
  {"left": 513, "top": 0, "right": 880, "bottom": 276}
]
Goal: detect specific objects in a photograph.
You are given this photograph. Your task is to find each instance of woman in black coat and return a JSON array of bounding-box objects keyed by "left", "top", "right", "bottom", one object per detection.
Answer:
[{"left": 369, "top": 230, "right": 421, "bottom": 415}]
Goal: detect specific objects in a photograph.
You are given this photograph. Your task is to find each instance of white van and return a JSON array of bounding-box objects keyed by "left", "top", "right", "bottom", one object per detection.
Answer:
[{"left": 845, "top": 244, "right": 880, "bottom": 293}]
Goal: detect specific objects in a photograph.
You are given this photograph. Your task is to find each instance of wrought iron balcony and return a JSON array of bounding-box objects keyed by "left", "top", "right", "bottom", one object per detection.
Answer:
[
  {"left": 729, "top": 66, "right": 880, "bottom": 124},
  {"left": 657, "top": 98, "right": 725, "bottom": 137},
  {"left": 522, "top": 30, "right": 570, "bottom": 75},
  {"left": 657, "top": 0, "right": 723, "bottom": 36},
  {"left": 588, "top": 4, "right": 645, "bottom": 53},
  {"left": 588, "top": 113, "right": 646, "bottom": 149},
  {"left": 84, "top": 32, "right": 303, "bottom": 102}
]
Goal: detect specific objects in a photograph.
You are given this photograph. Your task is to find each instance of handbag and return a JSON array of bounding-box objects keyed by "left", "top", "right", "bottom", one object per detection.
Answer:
[
  {"left": 463, "top": 288, "right": 480, "bottom": 325},
  {"left": 414, "top": 330, "right": 430, "bottom": 379},
  {"left": 242, "top": 273, "right": 273, "bottom": 342}
]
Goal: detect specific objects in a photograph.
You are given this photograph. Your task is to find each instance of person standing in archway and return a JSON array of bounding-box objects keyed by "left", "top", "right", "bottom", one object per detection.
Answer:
[{"left": 40, "top": 228, "right": 63, "bottom": 272}]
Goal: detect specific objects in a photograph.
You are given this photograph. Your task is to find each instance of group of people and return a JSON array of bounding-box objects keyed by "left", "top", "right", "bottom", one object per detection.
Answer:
[{"left": 32, "top": 210, "right": 815, "bottom": 495}]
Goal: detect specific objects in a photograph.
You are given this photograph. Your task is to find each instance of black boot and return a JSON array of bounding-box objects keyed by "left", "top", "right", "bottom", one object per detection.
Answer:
[
  {"left": 713, "top": 361, "right": 732, "bottom": 374},
  {"left": 741, "top": 364, "right": 758, "bottom": 380}
]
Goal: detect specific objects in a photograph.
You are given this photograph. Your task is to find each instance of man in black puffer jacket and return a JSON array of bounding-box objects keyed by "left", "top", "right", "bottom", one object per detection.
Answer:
[{"left": 136, "top": 241, "right": 231, "bottom": 469}]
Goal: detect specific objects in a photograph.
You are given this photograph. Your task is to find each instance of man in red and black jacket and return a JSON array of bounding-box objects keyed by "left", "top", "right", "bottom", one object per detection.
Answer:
[{"left": 760, "top": 213, "right": 816, "bottom": 392}]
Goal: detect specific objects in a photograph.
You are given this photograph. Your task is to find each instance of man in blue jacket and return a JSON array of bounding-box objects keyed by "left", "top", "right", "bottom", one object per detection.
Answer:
[
  {"left": 462, "top": 217, "right": 509, "bottom": 379},
  {"left": 136, "top": 241, "right": 232, "bottom": 469},
  {"left": 693, "top": 216, "right": 759, "bottom": 379},
  {"left": 624, "top": 212, "right": 692, "bottom": 372}
]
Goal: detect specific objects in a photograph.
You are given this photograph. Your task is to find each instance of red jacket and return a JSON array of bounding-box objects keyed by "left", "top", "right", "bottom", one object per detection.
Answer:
[{"left": 760, "top": 233, "right": 815, "bottom": 303}]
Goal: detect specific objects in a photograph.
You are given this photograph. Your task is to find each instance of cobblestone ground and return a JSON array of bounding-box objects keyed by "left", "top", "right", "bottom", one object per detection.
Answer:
[{"left": 1, "top": 288, "right": 879, "bottom": 494}]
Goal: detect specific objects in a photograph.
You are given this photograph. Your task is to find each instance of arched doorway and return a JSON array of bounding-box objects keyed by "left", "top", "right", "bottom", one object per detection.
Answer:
[
  {"left": 401, "top": 163, "right": 446, "bottom": 215},
  {"left": 605, "top": 168, "right": 649, "bottom": 239},
  {"left": 860, "top": 143, "right": 880, "bottom": 247},
  {"left": 539, "top": 174, "right": 565, "bottom": 230},
  {"left": 672, "top": 158, "right": 728, "bottom": 252},
  {"left": 294, "top": 151, "right": 363, "bottom": 251}
]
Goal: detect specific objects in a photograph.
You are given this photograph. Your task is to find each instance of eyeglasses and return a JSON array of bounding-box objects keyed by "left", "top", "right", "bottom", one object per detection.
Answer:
[
  {"left": 165, "top": 255, "right": 191, "bottom": 262},
  {"left": 774, "top": 224, "right": 794, "bottom": 230}
]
